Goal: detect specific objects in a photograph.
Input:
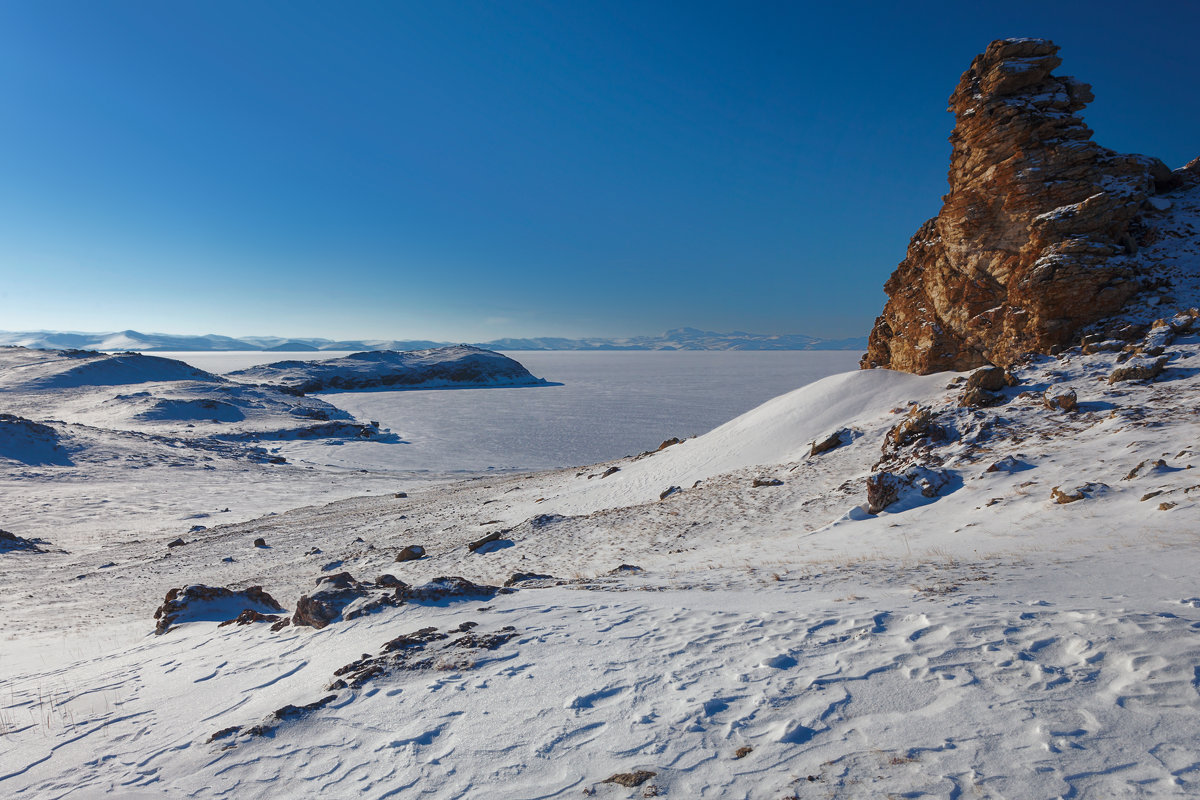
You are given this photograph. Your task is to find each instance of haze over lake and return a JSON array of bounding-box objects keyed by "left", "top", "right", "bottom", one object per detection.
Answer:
[{"left": 163, "top": 350, "right": 861, "bottom": 474}]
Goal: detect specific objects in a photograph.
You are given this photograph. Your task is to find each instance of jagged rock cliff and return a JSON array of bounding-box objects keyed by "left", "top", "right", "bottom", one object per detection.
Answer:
[{"left": 862, "top": 38, "right": 1199, "bottom": 374}]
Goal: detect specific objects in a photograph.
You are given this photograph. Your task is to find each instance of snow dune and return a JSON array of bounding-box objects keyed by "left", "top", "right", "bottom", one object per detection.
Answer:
[{"left": 538, "top": 367, "right": 946, "bottom": 515}]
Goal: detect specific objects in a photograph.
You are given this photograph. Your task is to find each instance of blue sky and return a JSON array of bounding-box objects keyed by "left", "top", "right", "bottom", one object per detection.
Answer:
[{"left": 1, "top": 1, "right": 1196, "bottom": 340}]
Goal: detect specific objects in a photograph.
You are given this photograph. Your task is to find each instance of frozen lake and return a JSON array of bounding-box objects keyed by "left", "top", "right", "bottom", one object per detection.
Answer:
[{"left": 159, "top": 350, "right": 862, "bottom": 474}]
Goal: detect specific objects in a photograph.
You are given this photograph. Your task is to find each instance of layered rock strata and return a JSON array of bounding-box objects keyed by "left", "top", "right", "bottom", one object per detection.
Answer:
[{"left": 862, "top": 38, "right": 1193, "bottom": 373}]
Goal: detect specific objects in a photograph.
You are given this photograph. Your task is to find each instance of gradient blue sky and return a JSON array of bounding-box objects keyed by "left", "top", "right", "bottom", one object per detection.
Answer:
[{"left": 1, "top": 1, "right": 1196, "bottom": 340}]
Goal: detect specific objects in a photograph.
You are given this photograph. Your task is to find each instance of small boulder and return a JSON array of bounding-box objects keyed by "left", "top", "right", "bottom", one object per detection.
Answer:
[
  {"left": 1138, "top": 324, "right": 1174, "bottom": 356},
  {"left": 964, "top": 365, "right": 1011, "bottom": 392},
  {"left": 218, "top": 609, "right": 282, "bottom": 627},
  {"left": 866, "top": 466, "right": 951, "bottom": 514},
  {"left": 293, "top": 572, "right": 404, "bottom": 629},
  {"left": 1051, "top": 482, "right": 1108, "bottom": 504},
  {"left": 659, "top": 486, "right": 681, "bottom": 500},
  {"left": 167, "top": 537, "right": 186, "bottom": 548},
  {"left": 253, "top": 537, "right": 268, "bottom": 548},
  {"left": 656, "top": 437, "right": 683, "bottom": 451},
  {"left": 394, "top": 491, "right": 408, "bottom": 498},
  {"left": 1122, "top": 459, "right": 1169, "bottom": 480},
  {"left": 809, "top": 428, "right": 850, "bottom": 457},
  {"left": 403, "top": 576, "right": 510, "bottom": 602},
  {"left": 885, "top": 406, "right": 941, "bottom": 449},
  {"left": 959, "top": 386, "right": 1005, "bottom": 408},
  {"left": 1108, "top": 356, "right": 1168, "bottom": 384},
  {"left": 468, "top": 531, "right": 504, "bottom": 553},
  {"left": 752, "top": 477, "right": 783, "bottom": 487},
  {"left": 601, "top": 466, "right": 620, "bottom": 478},
  {"left": 395, "top": 545, "right": 426, "bottom": 562},
  {"left": 985, "top": 455, "right": 1031, "bottom": 474},
  {"left": 1042, "top": 387, "right": 1077, "bottom": 412},
  {"left": 504, "top": 571, "right": 557, "bottom": 587}
]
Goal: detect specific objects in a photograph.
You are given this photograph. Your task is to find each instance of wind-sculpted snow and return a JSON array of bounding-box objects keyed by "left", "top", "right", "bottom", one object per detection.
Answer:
[
  {"left": 227, "top": 345, "right": 550, "bottom": 394},
  {"left": 3, "top": 317, "right": 1200, "bottom": 797}
]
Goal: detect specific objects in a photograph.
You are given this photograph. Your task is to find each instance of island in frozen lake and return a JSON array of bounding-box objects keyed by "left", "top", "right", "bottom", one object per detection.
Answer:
[{"left": 227, "top": 344, "right": 552, "bottom": 394}]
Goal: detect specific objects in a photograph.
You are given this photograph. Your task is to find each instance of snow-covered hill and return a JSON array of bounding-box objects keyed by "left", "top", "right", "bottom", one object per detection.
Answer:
[
  {"left": 2, "top": 313, "right": 1199, "bottom": 798},
  {"left": 226, "top": 345, "right": 550, "bottom": 393}
]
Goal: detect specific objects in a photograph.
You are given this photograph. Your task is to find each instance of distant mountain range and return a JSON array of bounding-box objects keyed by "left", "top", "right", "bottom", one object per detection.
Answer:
[{"left": 0, "top": 327, "right": 867, "bottom": 353}]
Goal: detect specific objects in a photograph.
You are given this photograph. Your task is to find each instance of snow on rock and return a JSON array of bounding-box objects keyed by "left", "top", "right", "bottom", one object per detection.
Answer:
[
  {"left": 0, "top": 529, "right": 51, "bottom": 553},
  {"left": 227, "top": 345, "right": 550, "bottom": 393},
  {"left": 153, "top": 584, "right": 285, "bottom": 634},
  {"left": 289, "top": 572, "right": 406, "bottom": 630}
]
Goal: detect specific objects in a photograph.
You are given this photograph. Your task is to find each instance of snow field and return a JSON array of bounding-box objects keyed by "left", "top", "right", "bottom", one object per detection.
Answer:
[{"left": 3, "top": 326, "right": 1200, "bottom": 798}]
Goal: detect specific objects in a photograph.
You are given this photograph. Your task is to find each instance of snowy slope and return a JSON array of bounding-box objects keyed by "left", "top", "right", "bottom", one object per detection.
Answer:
[{"left": 3, "top": 313, "right": 1200, "bottom": 798}]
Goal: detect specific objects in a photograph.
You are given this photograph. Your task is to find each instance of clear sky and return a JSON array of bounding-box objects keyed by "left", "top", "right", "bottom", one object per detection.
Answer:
[{"left": 1, "top": 1, "right": 1196, "bottom": 341}]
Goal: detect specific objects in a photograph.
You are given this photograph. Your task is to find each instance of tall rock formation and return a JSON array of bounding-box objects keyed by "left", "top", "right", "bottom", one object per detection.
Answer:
[{"left": 862, "top": 38, "right": 1193, "bottom": 374}]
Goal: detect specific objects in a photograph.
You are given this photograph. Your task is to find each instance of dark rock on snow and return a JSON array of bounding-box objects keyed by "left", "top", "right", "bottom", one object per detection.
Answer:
[
  {"left": 154, "top": 584, "right": 285, "bottom": 635},
  {"left": 395, "top": 545, "right": 425, "bottom": 562},
  {"left": 0, "top": 529, "right": 50, "bottom": 553}
]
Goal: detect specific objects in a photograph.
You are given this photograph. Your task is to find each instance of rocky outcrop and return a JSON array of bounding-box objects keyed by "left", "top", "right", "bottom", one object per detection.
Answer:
[
  {"left": 863, "top": 38, "right": 1192, "bottom": 374},
  {"left": 153, "top": 584, "right": 284, "bottom": 635},
  {"left": 291, "top": 572, "right": 406, "bottom": 630},
  {"left": 0, "top": 529, "right": 50, "bottom": 553}
]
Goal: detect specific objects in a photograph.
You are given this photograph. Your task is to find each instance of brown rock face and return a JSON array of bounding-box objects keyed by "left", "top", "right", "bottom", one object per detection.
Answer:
[{"left": 863, "top": 38, "right": 1178, "bottom": 373}]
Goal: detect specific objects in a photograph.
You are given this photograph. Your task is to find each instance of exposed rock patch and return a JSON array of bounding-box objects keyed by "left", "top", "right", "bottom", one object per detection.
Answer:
[
  {"left": 601, "top": 770, "right": 657, "bottom": 787},
  {"left": 1051, "top": 483, "right": 1108, "bottom": 504},
  {"left": 291, "top": 572, "right": 405, "bottom": 630},
  {"left": 866, "top": 466, "right": 952, "bottom": 514},
  {"left": 809, "top": 428, "right": 852, "bottom": 457},
  {"left": 154, "top": 584, "right": 284, "bottom": 635},
  {"left": 218, "top": 609, "right": 282, "bottom": 627},
  {"left": 1108, "top": 356, "right": 1168, "bottom": 384},
  {"left": 394, "top": 545, "right": 425, "bottom": 562},
  {"left": 1043, "top": 386, "right": 1078, "bottom": 412}
]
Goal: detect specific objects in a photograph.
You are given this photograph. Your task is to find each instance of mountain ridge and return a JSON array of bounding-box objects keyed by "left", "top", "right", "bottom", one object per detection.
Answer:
[{"left": 0, "top": 327, "right": 867, "bottom": 352}]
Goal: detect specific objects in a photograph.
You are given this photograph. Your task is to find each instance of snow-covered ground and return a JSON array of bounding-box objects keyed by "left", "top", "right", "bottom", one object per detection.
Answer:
[{"left": 3, "top": 316, "right": 1200, "bottom": 798}]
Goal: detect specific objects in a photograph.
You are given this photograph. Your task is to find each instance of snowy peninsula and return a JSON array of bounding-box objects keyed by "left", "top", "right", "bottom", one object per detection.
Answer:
[{"left": 227, "top": 345, "right": 550, "bottom": 393}]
